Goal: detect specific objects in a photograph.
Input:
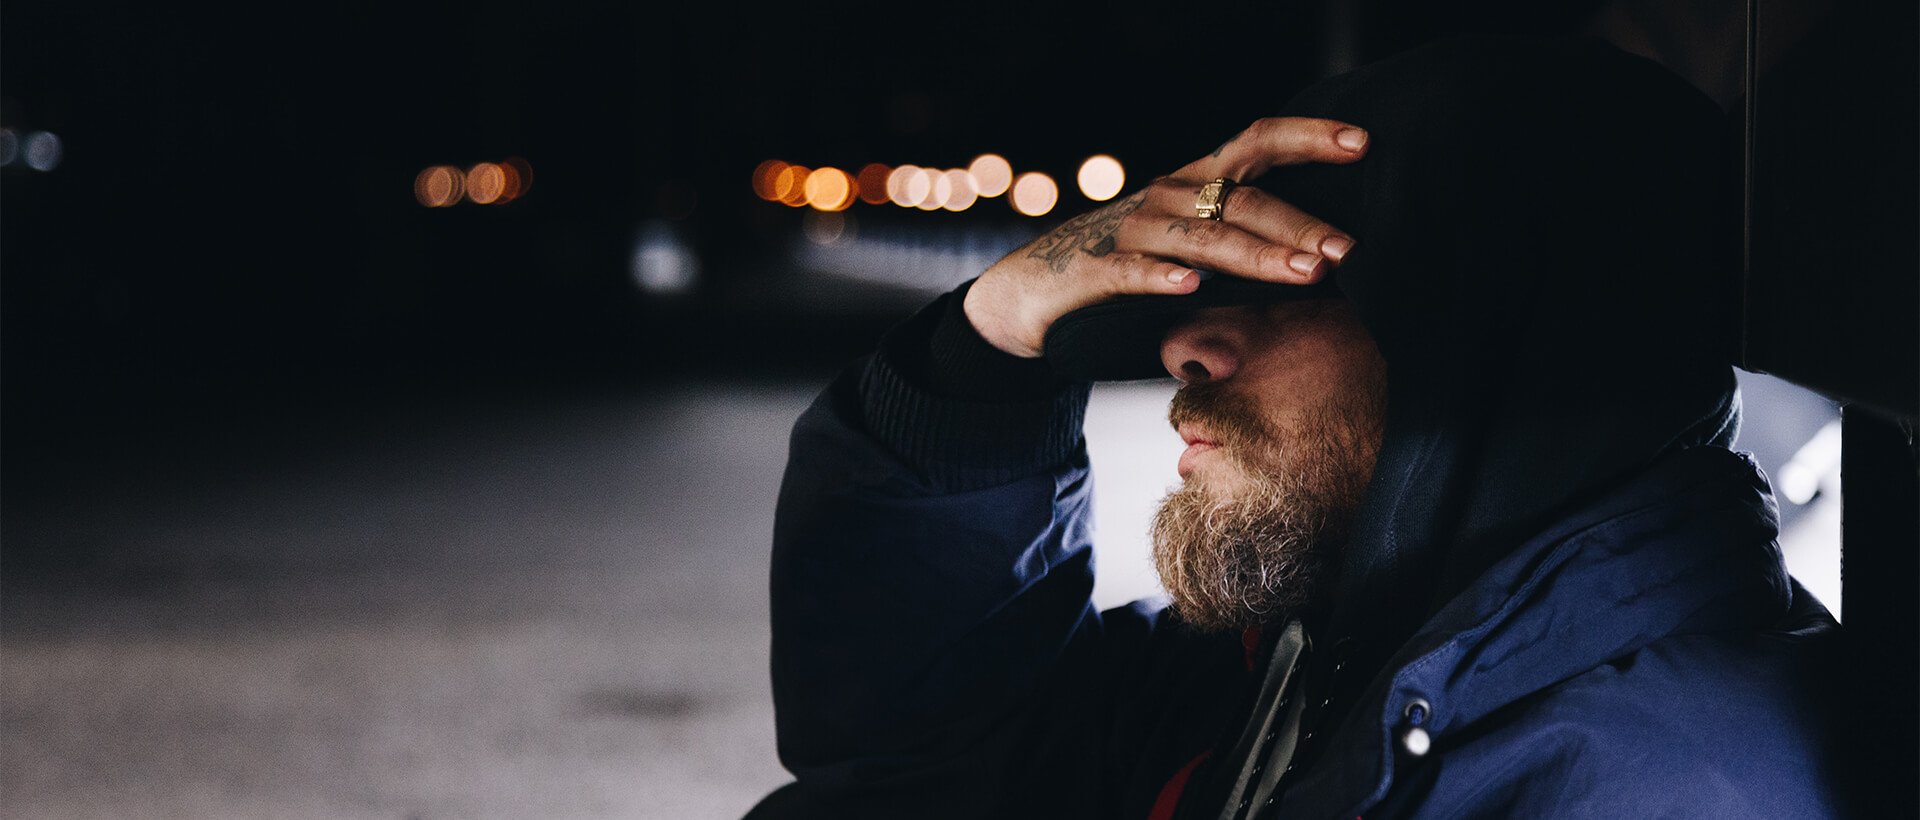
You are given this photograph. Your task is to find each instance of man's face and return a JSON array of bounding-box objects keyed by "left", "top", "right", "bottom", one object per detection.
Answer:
[{"left": 1150, "top": 298, "right": 1388, "bottom": 633}]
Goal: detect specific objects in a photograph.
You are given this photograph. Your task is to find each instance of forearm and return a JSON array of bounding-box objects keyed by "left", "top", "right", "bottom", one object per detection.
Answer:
[{"left": 766, "top": 283, "right": 1100, "bottom": 802}]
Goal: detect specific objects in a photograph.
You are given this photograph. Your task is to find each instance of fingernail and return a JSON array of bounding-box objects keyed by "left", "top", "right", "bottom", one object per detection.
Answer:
[
  {"left": 1336, "top": 128, "right": 1367, "bottom": 151},
  {"left": 1288, "top": 253, "right": 1322, "bottom": 275},
  {"left": 1320, "top": 235, "right": 1353, "bottom": 262},
  {"left": 1167, "top": 268, "right": 1192, "bottom": 285}
]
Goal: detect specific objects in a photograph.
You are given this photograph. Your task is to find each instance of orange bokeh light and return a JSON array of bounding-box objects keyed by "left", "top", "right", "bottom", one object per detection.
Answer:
[
  {"left": 752, "top": 159, "right": 789, "bottom": 201},
  {"left": 497, "top": 157, "right": 532, "bottom": 203},
  {"left": 466, "top": 162, "right": 506, "bottom": 204},
  {"left": 856, "top": 163, "right": 892, "bottom": 205},
  {"left": 773, "top": 165, "right": 811, "bottom": 207},
  {"left": 415, "top": 165, "right": 465, "bottom": 207},
  {"left": 804, "top": 166, "right": 854, "bottom": 211}
]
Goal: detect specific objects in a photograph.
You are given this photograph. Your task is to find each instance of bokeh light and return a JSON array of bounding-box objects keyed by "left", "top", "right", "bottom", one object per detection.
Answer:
[
  {"left": 1011, "top": 172, "right": 1059, "bottom": 216},
  {"left": 916, "top": 167, "right": 946, "bottom": 211},
  {"left": 856, "top": 163, "right": 892, "bottom": 205},
  {"left": 773, "top": 165, "right": 811, "bottom": 207},
  {"left": 499, "top": 157, "right": 532, "bottom": 203},
  {"left": 414, "top": 165, "right": 465, "bottom": 207},
  {"left": 23, "top": 131, "right": 63, "bottom": 172},
  {"left": 941, "top": 169, "right": 978, "bottom": 212},
  {"left": 928, "top": 171, "right": 954, "bottom": 210},
  {"left": 803, "top": 211, "right": 856, "bottom": 246},
  {"left": 804, "top": 166, "right": 854, "bottom": 211},
  {"left": 752, "top": 159, "right": 789, "bottom": 201},
  {"left": 1077, "top": 154, "right": 1125, "bottom": 201},
  {"left": 466, "top": 162, "right": 506, "bottom": 204},
  {"left": 968, "top": 154, "right": 1012, "bottom": 198},
  {"left": 921, "top": 168, "right": 947, "bottom": 207},
  {"left": 905, "top": 167, "right": 935, "bottom": 208},
  {"left": 886, "top": 164, "right": 921, "bottom": 207},
  {"left": 631, "top": 221, "right": 699, "bottom": 294}
]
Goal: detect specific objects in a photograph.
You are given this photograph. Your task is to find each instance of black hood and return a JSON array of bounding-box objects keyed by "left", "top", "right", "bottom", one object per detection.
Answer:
[{"left": 1048, "top": 35, "right": 1743, "bottom": 679}]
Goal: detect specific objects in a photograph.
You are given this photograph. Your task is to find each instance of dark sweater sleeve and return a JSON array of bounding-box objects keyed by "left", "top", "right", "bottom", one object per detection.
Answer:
[{"left": 859, "top": 279, "right": 1092, "bottom": 491}]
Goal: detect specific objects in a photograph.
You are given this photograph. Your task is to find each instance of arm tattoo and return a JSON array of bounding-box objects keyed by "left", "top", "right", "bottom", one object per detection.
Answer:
[{"left": 1024, "top": 190, "right": 1147, "bottom": 273}]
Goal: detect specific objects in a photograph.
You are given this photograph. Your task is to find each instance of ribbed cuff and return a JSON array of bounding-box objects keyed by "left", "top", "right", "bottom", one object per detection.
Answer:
[
  {"left": 924, "top": 281, "right": 1065, "bottom": 401},
  {"left": 860, "top": 282, "right": 1092, "bottom": 491}
]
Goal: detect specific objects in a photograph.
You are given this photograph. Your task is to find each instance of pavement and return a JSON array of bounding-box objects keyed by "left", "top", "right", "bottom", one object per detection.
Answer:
[{"left": 5, "top": 382, "right": 815, "bottom": 818}]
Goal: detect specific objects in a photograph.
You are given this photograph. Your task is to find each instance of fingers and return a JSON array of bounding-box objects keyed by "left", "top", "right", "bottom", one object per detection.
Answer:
[
  {"left": 1174, "top": 116, "right": 1368, "bottom": 182},
  {"left": 1118, "top": 211, "right": 1324, "bottom": 283},
  {"left": 1136, "top": 117, "right": 1362, "bottom": 278},
  {"left": 1123, "top": 177, "right": 1353, "bottom": 277},
  {"left": 1085, "top": 252, "right": 1204, "bottom": 298},
  {"left": 1202, "top": 184, "right": 1355, "bottom": 262}
]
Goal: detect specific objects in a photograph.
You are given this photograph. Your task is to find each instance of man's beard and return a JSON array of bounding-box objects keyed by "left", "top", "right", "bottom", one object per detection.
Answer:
[{"left": 1150, "top": 379, "right": 1385, "bottom": 633}]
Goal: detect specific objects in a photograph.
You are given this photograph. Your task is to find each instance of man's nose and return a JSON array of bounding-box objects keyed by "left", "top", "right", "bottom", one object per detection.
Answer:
[{"left": 1160, "top": 312, "right": 1244, "bottom": 385}]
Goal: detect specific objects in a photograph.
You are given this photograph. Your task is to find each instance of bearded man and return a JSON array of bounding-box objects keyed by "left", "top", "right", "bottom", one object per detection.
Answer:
[{"left": 750, "top": 35, "right": 1850, "bottom": 819}]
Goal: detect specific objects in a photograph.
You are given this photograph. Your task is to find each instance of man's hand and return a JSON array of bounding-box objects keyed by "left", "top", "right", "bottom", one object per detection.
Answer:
[{"left": 963, "top": 117, "right": 1370, "bottom": 358}]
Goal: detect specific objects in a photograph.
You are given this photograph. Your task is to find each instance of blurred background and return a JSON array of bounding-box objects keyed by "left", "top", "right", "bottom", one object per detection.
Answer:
[{"left": 2, "top": 0, "right": 1888, "bottom": 817}]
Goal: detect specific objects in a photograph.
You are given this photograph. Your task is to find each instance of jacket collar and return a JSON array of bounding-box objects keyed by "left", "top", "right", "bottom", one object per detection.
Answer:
[{"left": 1278, "top": 445, "right": 1797, "bottom": 816}]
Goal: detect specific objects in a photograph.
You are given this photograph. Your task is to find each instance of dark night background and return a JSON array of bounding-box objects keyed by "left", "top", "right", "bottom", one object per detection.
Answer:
[
  {"left": 0, "top": 1, "right": 1620, "bottom": 410},
  {"left": 3, "top": 1, "right": 1334, "bottom": 406},
  {"left": 2, "top": 0, "right": 1908, "bottom": 816}
]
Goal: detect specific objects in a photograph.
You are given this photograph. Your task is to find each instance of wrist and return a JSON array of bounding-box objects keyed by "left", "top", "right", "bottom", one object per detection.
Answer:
[{"left": 962, "top": 270, "right": 1044, "bottom": 358}]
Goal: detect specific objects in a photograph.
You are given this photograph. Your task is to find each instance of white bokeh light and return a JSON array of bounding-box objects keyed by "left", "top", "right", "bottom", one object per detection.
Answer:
[
  {"left": 1077, "top": 154, "right": 1124, "bottom": 201},
  {"left": 1011, "top": 172, "right": 1059, "bottom": 216},
  {"left": 24, "top": 131, "right": 63, "bottom": 172},
  {"left": 631, "top": 221, "right": 699, "bottom": 294},
  {"left": 967, "top": 153, "right": 1012, "bottom": 198}
]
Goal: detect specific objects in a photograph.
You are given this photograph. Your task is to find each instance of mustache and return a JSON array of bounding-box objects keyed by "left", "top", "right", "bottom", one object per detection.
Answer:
[{"left": 1168, "top": 382, "right": 1274, "bottom": 453}]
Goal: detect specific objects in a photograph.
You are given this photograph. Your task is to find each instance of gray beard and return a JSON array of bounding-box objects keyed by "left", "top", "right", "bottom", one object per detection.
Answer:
[{"left": 1149, "top": 398, "right": 1381, "bottom": 634}]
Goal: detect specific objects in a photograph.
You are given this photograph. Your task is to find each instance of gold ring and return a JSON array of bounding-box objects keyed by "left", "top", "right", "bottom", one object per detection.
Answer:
[{"left": 1195, "top": 178, "right": 1236, "bottom": 221}]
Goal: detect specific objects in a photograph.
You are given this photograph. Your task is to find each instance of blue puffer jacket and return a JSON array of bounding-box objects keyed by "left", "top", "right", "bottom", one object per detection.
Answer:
[{"left": 748, "top": 362, "right": 1848, "bottom": 819}]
